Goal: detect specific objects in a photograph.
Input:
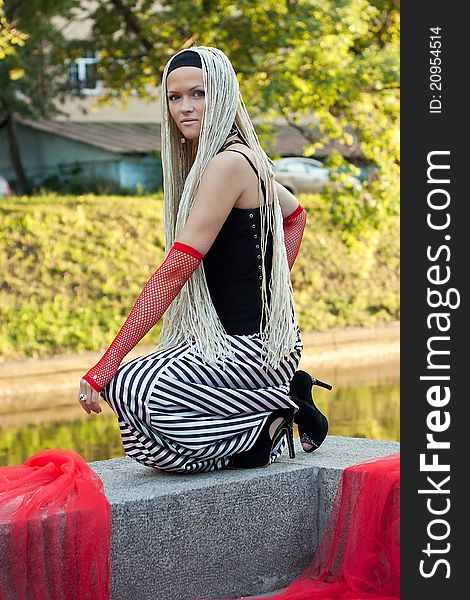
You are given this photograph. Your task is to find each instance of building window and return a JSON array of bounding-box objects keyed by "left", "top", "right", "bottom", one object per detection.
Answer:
[{"left": 68, "top": 50, "right": 103, "bottom": 95}]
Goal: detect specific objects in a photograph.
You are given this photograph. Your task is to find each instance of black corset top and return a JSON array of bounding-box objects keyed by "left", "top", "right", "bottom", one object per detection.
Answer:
[{"left": 203, "top": 205, "right": 273, "bottom": 335}]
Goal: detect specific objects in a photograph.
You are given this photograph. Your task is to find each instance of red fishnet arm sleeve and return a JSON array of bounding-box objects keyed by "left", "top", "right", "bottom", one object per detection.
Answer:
[
  {"left": 283, "top": 204, "right": 307, "bottom": 271},
  {"left": 82, "top": 242, "right": 203, "bottom": 392}
]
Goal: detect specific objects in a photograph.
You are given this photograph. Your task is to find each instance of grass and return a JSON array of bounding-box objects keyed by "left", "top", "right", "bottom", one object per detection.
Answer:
[{"left": 0, "top": 192, "right": 399, "bottom": 360}]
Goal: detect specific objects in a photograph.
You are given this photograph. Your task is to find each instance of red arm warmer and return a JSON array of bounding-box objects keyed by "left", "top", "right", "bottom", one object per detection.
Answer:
[
  {"left": 82, "top": 242, "right": 203, "bottom": 392},
  {"left": 283, "top": 204, "right": 307, "bottom": 271}
]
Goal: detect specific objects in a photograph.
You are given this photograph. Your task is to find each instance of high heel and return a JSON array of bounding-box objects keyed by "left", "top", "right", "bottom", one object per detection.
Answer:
[
  {"left": 310, "top": 376, "right": 332, "bottom": 391},
  {"left": 227, "top": 408, "right": 296, "bottom": 469},
  {"left": 289, "top": 370, "right": 332, "bottom": 453}
]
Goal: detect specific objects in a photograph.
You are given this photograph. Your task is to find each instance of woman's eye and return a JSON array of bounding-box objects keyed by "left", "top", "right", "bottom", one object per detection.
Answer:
[{"left": 168, "top": 91, "right": 204, "bottom": 101}]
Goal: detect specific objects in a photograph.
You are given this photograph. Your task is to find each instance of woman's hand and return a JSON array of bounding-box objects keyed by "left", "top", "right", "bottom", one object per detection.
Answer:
[{"left": 78, "top": 378, "right": 102, "bottom": 414}]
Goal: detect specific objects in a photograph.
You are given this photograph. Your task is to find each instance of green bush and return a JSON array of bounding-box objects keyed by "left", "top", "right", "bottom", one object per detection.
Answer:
[
  {"left": 293, "top": 194, "right": 399, "bottom": 330},
  {"left": 33, "top": 165, "right": 130, "bottom": 196},
  {"left": 0, "top": 193, "right": 399, "bottom": 359}
]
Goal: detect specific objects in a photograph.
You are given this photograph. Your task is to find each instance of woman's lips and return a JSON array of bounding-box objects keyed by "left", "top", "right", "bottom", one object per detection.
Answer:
[{"left": 181, "top": 120, "right": 198, "bottom": 124}]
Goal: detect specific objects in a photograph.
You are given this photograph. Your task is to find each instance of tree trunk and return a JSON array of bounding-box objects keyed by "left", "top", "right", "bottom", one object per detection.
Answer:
[{"left": 5, "top": 112, "right": 28, "bottom": 195}]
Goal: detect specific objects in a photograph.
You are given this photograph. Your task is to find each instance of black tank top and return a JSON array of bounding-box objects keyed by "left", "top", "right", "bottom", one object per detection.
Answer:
[{"left": 203, "top": 140, "right": 273, "bottom": 334}]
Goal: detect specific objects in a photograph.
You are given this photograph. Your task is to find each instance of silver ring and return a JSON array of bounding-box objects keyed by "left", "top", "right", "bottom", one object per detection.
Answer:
[{"left": 79, "top": 393, "right": 88, "bottom": 402}]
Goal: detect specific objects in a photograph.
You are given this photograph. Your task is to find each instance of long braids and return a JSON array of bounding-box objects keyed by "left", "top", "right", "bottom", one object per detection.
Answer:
[{"left": 155, "top": 46, "right": 298, "bottom": 370}]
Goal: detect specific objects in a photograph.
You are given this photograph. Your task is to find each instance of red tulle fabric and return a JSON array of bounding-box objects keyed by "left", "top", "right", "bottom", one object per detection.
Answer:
[
  {"left": 207, "top": 452, "right": 400, "bottom": 600},
  {"left": 0, "top": 449, "right": 112, "bottom": 600},
  {"left": 272, "top": 452, "right": 400, "bottom": 600},
  {"left": 283, "top": 205, "right": 307, "bottom": 271}
]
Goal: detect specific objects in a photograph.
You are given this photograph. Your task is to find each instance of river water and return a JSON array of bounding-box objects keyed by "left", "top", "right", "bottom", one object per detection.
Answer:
[{"left": 0, "top": 358, "right": 399, "bottom": 467}]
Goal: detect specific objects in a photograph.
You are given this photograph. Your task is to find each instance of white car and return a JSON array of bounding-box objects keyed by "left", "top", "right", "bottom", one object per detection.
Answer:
[{"left": 272, "top": 157, "right": 360, "bottom": 193}]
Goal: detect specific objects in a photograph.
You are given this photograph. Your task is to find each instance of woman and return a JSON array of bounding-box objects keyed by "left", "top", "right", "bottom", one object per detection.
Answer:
[{"left": 78, "top": 46, "right": 329, "bottom": 473}]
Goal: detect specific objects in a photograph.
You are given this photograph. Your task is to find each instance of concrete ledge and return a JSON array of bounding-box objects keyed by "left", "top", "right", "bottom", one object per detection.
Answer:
[{"left": 88, "top": 436, "right": 399, "bottom": 600}]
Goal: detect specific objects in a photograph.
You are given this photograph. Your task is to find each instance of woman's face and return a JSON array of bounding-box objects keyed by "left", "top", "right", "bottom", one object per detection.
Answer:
[{"left": 166, "top": 66, "right": 205, "bottom": 142}]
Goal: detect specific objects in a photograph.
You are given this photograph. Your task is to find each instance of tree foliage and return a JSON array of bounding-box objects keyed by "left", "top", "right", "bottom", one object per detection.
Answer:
[
  {"left": 91, "top": 0, "right": 400, "bottom": 239},
  {"left": 0, "top": 0, "right": 28, "bottom": 61},
  {"left": 1, "top": 0, "right": 399, "bottom": 237},
  {"left": 0, "top": 0, "right": 82, "bottom": 120}
]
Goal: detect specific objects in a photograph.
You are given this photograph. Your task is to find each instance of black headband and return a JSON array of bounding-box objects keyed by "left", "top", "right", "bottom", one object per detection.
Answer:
[{"left": 166, "top": 50, "right": 202, "bottom": 77}]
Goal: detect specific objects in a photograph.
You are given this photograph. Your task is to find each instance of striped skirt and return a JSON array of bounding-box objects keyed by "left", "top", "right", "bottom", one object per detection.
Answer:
[{"left": 101, "top": 326, "right": 303, "bottom": 474}]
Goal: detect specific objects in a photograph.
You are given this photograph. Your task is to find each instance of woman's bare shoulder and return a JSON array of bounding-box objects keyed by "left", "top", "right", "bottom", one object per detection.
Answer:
[
  {"left": 274, "top": 180, "right": 300, "bottom": 218},
  {"left": 217, "top": 144, "right": 300, "bottom": 214}
]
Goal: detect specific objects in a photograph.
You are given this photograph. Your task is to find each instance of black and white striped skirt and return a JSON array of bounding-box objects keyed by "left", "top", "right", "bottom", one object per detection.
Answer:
[{"left": 101, "top": 326, "right": 303, "bottom": 473}]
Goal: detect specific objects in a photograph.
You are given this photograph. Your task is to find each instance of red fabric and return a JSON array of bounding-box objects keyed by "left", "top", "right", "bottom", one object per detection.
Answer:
[
  {"left": 0, "top": 449, "right": 111, "bottom": 600},
  {"left": 173, "top": 241, "right": 204, "bottom": 261},
  {"left": 200, "top": 452, "right": 399, "bottom": 600},
  {"left": 83, "top": 242, "right": 204, "bottom": 392},
  {"left": 283, "top": 203, "right": 304, "bottom": 224},
  {"left": 273, "top": 453, "right": 400, "bottom": 600},
  {"left": 283, "top": 205, "right": 307, "bottom": 271}
]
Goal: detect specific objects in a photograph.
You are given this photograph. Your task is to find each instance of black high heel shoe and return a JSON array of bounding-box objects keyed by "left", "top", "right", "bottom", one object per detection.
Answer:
[
  {"left": 289, "top": 370, "right": 332, "bottom": 453},
  {"left": 227, "top": 408, "right": 296, "bottom": 469}
]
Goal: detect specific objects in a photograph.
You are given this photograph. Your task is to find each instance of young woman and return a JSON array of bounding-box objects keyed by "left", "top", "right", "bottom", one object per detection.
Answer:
[{"left": 78, "top": 46, "right": 329, "bottom": 473}]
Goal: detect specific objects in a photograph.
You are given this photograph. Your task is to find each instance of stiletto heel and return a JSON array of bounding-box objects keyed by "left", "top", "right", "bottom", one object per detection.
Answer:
[
  {"left": 311, "top": 376, "right": 332, "bottom": 391},
  {"left": 227, "top": 408, "right": 296, "bottom": 469},
  {"left": 285, "top": 419, "right": 295, "bottom": 459},
  {"left": 289, "top": 370, "right": 332, "bottom": 453}
]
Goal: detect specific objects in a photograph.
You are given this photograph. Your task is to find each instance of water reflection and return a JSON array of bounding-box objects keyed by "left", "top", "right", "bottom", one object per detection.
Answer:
[
  {"left": 0, "top": 405, "right": 124, "bottom": 467},
  {"left": 306, "top": 380, "right": 400, "bottom": 442},
  {"left": 0, "top": 360, "right": 399, "bottom": 466}
]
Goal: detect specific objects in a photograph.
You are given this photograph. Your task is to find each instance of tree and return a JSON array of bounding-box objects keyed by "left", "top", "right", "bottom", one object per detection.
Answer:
[
  {"left": 0, "top": 0, "right": 28, "bottom": 60},
  {"left": 0, "top": 0, "right": 29, "bottom": 193},
  {"left": 1, "top": 0, "right": 399, "bottom": 234},
  {"left": 87, "top": 0, "right": 400, "bottom": 237},
  {"left": 0, "top": 0, "right": 82, "bottom": 193}
]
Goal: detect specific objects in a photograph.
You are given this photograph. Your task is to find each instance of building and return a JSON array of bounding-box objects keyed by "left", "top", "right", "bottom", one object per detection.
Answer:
[{"left": 0, "top": 119, "right": 162, "bottom": 194}]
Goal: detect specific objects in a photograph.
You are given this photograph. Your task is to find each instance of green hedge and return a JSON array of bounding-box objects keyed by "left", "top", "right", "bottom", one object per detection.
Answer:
[{"left": 0, "top": 193, "right": 399, "bottom": 359}]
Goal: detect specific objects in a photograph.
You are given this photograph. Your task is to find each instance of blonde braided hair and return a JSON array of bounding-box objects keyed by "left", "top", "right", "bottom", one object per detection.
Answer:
[{"left": 154, "top": 46, "right": 298, "bottom": 369}]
